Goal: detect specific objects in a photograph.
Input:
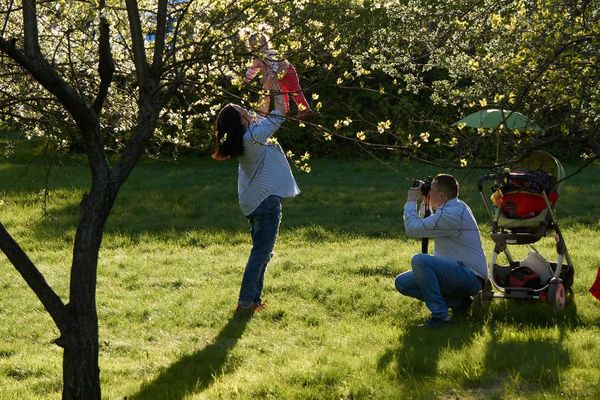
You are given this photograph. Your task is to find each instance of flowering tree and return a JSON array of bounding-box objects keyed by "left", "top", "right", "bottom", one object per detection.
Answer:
[
  {"left": 0, "top": 0, "right": 305, "bottom": 397},
  {"left": 301, "top": 0, "right": 599, "bottom": 167}
]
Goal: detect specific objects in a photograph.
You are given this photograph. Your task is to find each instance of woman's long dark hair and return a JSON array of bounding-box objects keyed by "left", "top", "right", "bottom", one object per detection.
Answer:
[{"left": 212, "top": 105, "right": 245, "bottom": 160}]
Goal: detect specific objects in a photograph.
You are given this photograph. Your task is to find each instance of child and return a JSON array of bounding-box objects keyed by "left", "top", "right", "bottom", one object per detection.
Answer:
[{"left": 244, "top": 31, "right": 312, "bottom": 119}]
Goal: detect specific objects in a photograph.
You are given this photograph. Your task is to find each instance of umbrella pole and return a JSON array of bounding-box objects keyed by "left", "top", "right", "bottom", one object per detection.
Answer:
[
  {"left": 497, "top": 110, "right": 510, "bottom": 164},
  {"left": 495, "top": 132, "right": 499, "bottom": 163}
]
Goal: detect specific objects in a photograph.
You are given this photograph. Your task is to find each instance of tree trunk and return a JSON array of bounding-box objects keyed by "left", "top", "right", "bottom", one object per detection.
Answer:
[
  {"left": 60, "top": 172, "right": 115, "bottom": 400},
  {"left": 57, "top": 82, "right": 159, "bottom": 398},
  {"left": 61, "top": 312, "right": 101, "bottom": 400}
]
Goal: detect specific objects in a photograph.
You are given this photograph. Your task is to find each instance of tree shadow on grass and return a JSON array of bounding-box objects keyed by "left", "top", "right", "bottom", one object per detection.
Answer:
[{"left": 130, "top": 311, "right": 253, "bottom": 400}]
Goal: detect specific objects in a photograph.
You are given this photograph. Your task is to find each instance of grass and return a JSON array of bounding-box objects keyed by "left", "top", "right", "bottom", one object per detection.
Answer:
[{"left": 0, "top": 143, "right": 600, "bottom": 399}]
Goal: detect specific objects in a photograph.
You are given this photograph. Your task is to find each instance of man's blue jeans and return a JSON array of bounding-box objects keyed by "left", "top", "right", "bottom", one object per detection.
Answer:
[
  {"left": 394, "top": 254, "right": 483, "bottom": 320},
  {"left": 238, "top": 195, "right": 282, "bottom": 307}
]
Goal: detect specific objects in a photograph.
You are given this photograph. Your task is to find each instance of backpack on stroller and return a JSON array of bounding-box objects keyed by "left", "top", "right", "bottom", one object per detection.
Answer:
[{"left": 476, "top": 150, "right": 574, "bottom": 309}]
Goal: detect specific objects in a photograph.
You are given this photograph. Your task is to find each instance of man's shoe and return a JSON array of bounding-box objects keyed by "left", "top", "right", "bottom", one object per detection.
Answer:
[
  {"left": 420, "top": 317, "right": 451, "bottom": 328},
  {"left": 451, "top": 297, "right": 473, "bottom": 317}
]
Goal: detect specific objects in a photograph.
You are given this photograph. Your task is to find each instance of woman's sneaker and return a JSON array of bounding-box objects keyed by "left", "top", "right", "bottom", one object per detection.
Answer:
[{"left": 236, "top": 302, "right": 267, "bottom": 313}]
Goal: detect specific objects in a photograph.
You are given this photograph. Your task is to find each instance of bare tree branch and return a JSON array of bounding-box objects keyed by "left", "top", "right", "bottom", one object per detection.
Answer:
[
  {"left": 150, "top": 0, "right": 167, "bottom": 78},
  {"left": 0, "top": 0, "right": 16, "bottom": 37},
  {"left": 92, "top": 0, "right": 115, "bottom": 115},
  {"left": 125, "top": 0, "right": 149, "bottom": 86},
  {"left": 0, "top": 222, "right": 69, "bottom": 331},
  {"left": 23, "top": 0, "right": 40, "bottom": 56}
]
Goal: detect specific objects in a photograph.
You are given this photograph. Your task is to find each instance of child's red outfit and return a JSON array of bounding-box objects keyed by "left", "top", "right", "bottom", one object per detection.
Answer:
[{"left": 245, "top": 50, "right": 311, "bottom": 115}]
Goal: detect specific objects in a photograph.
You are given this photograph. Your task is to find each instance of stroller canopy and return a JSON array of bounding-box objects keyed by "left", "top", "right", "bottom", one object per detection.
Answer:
[{"left": 512, "top": 150, "right": 565, "bottom": 194}]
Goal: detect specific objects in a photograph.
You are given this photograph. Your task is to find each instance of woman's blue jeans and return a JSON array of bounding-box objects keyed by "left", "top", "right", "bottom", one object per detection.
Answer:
[
  {"left": 394, "top": 253, "right": 483, "bottom": 320},
  {"left": 238, "top": 195, "right": 282, "bottom": 307}
]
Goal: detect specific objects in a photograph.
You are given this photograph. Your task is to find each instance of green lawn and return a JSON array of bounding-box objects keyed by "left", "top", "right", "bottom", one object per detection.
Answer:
[{"left": 0, "top": 151, "right": 599, "bottom": 399}]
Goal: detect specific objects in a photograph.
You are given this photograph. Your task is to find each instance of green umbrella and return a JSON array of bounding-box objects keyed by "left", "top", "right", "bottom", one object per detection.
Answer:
[{"left": 454, "top": 109, "right": 543, "bottom": 132}]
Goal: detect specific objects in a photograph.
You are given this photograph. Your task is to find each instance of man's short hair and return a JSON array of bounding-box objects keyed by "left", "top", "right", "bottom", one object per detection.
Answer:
[{"left": 434, "top": 174, "right": 459, "bottom": 198}]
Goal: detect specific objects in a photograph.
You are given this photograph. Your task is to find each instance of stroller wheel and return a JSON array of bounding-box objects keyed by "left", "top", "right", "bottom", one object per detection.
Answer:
[{"left": 548, "top": 280, "right": 566, "bottom": 310}]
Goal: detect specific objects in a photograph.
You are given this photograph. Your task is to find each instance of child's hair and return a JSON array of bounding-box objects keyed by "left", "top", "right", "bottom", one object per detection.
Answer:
[
  {"left": 247, "top": 32, "right": 270, "bottom": 52},
  {"left": 212, "top": 105, "right": 245, "bottom": 160}
]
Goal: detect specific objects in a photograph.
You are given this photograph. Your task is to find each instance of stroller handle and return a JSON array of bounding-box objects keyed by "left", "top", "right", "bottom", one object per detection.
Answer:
[
  {"left": 478, "top": 173, "right": 498, "bottom": 219},
  {"left": 477, "top": 174, "right": 497, "bottom": 192}
]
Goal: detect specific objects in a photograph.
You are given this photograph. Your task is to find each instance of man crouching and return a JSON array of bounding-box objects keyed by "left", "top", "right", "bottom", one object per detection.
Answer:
[{"left": 395, "top": 174, "right": 487, "bottom": 328}]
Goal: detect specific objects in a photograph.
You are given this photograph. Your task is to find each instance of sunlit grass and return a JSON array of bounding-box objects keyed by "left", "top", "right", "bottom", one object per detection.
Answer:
[{"left": 0, "top": 150, "right": 599, "bottom": 399}]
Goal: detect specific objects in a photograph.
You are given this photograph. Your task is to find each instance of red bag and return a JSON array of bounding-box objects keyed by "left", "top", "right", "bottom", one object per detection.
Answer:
[
  {"left": 500, "top": 191, "right": 558, "bottom": 219},
  {"left": 508, "top": 266, "right": 541, "bottom": 288}
]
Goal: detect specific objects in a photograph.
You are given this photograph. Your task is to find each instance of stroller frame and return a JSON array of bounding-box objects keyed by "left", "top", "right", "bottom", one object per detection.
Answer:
[{"left": 476, "top": 151, "right": 574, "bottom": 309}]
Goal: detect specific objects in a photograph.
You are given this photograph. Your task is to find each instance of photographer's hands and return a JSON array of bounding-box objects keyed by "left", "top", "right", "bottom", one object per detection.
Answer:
[{"left": 407, "top": 183, "right": 423, "bottom": 202}]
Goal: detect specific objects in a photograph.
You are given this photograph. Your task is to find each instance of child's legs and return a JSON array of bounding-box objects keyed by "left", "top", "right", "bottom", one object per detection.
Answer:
[
  {"left": 272, "top": 79, "right": 290, "bottom": 113},
  {"left": 279, "top": 65, "right": 310, "bottom": 112},
  {"left": 282, "top": 92, "right": 290, "bottom": 113}
]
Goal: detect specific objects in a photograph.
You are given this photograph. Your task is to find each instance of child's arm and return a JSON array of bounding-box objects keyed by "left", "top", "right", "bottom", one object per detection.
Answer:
[
  {"left": 256, "top": 92, "right": 270, "bottom": 115},
  {"left": 256, "top": 70, "right": 273, "bottom": 115},
  {"left": 247, "top": 73, "right": 289, "bottom": 143}
]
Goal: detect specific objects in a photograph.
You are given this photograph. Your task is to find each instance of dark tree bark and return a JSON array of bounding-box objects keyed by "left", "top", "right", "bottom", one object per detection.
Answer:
[{"left": 0, "top": 0, "right": 170, "bottom": 398}]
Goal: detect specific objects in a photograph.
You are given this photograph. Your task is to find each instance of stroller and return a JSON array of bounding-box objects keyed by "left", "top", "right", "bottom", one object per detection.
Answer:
[{"left": 477, "top": 150, "right": 574, "bottom": 309}]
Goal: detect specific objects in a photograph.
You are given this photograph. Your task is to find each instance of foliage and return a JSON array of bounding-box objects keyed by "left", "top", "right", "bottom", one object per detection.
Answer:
[
  {"left": 183, "top": 0, "right": 600, "bottom": 165},
  {"left": 1, "top": 0, "right": 598, "bottom": 166},
  {"left": 291, "top": 0, "right": 600, "bottom": 165}
]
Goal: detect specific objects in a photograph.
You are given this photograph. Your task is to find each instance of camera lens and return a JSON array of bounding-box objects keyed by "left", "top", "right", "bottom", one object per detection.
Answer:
[
  {"left": 421, "top": 182, "right": 431, "bottom": 196},
  {"left": 412, "top": 177, "right": 432, "bottom": 196}
]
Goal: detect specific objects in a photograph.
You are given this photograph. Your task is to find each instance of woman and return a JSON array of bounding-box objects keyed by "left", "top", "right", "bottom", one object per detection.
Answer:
[{"left": 213, "top": 75, "right": 300, "bottom": 311}]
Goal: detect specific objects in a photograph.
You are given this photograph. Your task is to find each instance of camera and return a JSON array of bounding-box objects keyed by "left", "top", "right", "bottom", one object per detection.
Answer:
[{"left": 412, "top": 176, "right": 432, "bottom": 196}]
